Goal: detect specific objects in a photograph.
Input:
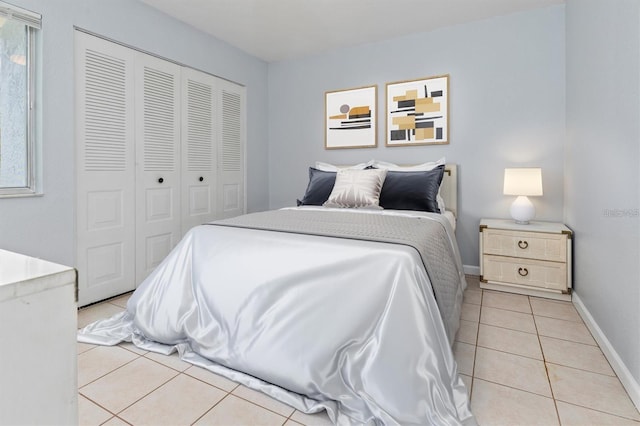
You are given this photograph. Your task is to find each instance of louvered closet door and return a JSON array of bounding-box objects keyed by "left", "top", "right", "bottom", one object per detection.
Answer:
[
  {"left": 181, "top": 68, "right": 217, "bottom": 233},
  {"left": 217, "top": 79, "right": 246, "bottom": 219},
  {"left": 75, "top": 31, "right": 136, "bottom": 306},
  {"left": 135, "top": 54, "right": 182, "bottom": 285}
]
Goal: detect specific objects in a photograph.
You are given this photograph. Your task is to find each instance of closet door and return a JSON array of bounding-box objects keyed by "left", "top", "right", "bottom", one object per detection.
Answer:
[
  {"left": 181, "top": 68, "right": 217, "bottom": 233},
  {"left": 217, "top": 79, "right": 246, "bottom": 219},
  {"left": 75, "top": 31, "right": 136, "bottom": 306},
  {"left": 134, "top": 54, "right": 182, "bottom": 285}
]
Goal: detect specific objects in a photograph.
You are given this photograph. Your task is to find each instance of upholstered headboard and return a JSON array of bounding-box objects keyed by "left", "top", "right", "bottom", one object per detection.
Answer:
[{"left": 441, "top": 164, "right": 458, "bottom": 218}]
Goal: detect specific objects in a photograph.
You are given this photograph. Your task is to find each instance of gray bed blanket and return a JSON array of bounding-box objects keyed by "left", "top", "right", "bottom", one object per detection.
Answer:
[{"left": 211, "top": 208, "right": 466, "bottom": 341}]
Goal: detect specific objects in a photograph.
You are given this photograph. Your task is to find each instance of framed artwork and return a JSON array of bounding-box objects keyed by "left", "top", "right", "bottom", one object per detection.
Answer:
[
  {"left": 325, "top": 85, "right": 377, "bottom": 149},
  {"left": 386, "top": 74, "right": 449, "bottom": 146}
]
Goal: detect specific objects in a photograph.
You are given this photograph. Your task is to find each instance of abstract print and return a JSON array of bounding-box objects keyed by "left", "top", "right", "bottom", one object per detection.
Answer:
[
  {"left": 325, "top": 85, "right": 377, "bottom": 149},
  {"left": 386, "top": 75, "right": 449, "bottom": 146}
]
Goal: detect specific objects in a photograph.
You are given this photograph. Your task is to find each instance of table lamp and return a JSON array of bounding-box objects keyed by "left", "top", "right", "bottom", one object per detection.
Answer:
[{"left": 503, "top": 168, "right": 543, "bottom": 224}]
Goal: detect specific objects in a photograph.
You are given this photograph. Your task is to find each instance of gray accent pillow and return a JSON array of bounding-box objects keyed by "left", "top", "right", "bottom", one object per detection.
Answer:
[{"left": 323, "top": 168, "right": 387, "bottom": 208}]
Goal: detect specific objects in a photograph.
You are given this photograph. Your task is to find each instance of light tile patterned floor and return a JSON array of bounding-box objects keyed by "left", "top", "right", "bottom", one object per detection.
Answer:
[{"left": 77, "top": 276, "right": 640, "bottom": 425}]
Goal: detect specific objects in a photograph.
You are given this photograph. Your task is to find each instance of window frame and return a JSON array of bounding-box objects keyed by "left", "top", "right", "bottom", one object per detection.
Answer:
[{"left": 0, "top": 1, "right": 40, "bottom": 197}]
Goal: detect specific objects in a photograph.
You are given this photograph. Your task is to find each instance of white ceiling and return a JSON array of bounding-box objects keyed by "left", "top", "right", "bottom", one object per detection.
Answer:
[{"left": 139, "top": 0, "right": 564, "bottom": 62}]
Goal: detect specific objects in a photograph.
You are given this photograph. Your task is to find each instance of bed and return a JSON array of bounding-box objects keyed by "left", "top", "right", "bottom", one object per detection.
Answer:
[{"left": 78, "top": 160, "right": 476, "bottom": 425}]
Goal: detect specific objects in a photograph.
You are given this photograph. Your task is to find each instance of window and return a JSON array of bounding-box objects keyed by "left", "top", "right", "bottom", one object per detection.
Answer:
[{"left": 0, "top": 1, "right": 40, "bottom": 196}]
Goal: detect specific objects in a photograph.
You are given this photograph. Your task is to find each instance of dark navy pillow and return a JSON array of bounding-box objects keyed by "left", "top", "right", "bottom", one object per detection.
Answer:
[
  {"left": 378, "top": 165, "right": 444, "bottom": 213},
  {"left": 297, "top": 168, "right": 336, "bottom": 206}
]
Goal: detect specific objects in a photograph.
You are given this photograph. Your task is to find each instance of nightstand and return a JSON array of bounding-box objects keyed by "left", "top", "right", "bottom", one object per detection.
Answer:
[{"left": 479, "top": 218, "right": 572, "bottom": 301}]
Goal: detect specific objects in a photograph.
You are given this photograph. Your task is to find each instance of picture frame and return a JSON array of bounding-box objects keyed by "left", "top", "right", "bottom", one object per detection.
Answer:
[
  {"left": 325, "top": 85, "right": 377, "bottom": 149},
  {"left": 386, "top": 74, "right": 449, "bottom": 146}
]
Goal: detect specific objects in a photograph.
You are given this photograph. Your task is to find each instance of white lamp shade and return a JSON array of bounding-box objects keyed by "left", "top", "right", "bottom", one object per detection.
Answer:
[{"left": 503, "top": 168, "right": 543, "bottom": 196}]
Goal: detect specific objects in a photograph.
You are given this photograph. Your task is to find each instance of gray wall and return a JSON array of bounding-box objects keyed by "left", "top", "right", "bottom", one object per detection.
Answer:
[
  {"left": 267, "top": 6, "right": 566, "bottom": 267},
  {"left": 565, "top": 0, "right": 640, "bottom": 388},
  {"left": 0, "top": 0, "right": 269, "bottom": 266}
]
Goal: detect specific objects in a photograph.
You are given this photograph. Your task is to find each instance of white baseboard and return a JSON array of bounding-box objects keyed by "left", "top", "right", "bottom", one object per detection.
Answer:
[
  {"left": 573, "top": 292, "right": 640, "bottom": 411},
  {"left": 463, "top": 265, "right": 480, "bottom": 276}
]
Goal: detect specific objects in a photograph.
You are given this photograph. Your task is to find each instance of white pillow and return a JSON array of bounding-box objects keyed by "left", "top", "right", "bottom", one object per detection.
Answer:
[
  {"left": 323, "top": 169, "right": 387, "bottom": 209},
  {"left": 372, "top": 157, "right": 446, "bottom": 213},
  {"left": 315, "top": 160, "right": 375, "bottom": 172},
  {"left": 372, "top": 157, "right": 445, "bottom": 171}
]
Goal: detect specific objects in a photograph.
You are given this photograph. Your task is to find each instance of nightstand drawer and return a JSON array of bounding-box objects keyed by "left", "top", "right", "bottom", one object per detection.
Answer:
[
  {"left": 482, "top": 228, "right": 567, "bottom": 262},
  {"left": 482, "top": 255, "right": 567, "bottom": 292}
]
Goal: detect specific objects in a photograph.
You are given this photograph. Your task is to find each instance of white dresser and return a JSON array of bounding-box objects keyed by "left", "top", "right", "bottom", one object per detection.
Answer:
[
  {"left": 479, "top": 219, "right": 573, "bottom": 301},
  {"left": 0, "top": 249, "right": 78, "bottom": 425}
]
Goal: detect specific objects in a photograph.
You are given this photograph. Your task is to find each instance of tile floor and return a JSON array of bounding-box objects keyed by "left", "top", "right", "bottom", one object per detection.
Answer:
[{"left": 77, "top": 276, "right": 640, "bottom": 425}]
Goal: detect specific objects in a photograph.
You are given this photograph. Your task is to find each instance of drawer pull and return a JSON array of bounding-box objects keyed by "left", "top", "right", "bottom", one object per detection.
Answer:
[
  {"left": 518, "top": 267, "right": 529, "bottom": 277},
  {"left": 518, "top": 240, "right": 529, "bottom": 249}
]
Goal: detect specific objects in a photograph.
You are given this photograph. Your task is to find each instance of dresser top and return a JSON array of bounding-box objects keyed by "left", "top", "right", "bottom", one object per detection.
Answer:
[
  {"left": 480, "top": 218, "right": 572, "bottom": 235},
  {"left": 0, "top": 249, "right": 75, "bottom": 303}
]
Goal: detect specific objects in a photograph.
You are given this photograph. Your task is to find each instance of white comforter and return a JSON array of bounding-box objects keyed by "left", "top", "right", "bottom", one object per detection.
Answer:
[{"left": 79, "top": 208, "right": 475, "bottom": 425}]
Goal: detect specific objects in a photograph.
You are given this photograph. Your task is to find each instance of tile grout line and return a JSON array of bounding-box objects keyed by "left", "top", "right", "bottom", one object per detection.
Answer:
[
  {"left": 461, "top": 275, "right": 480, "bottom": 405},
  {"left": 111, "top": 370, "right": 181, "bottom": 420},
  {"left": 284, "top": 406, "right": 297, "bottom": 423},
  {"left": 182, "top": 366, "right": 241, "bottom": 394},
  {"left": 530, "top": 310, "right": 584, "bottom": 323},
  {"left": 530, "top": 295, "right": 562, "bottom": 425},
  {"left": 189, "top": 391, "right": 232, "bottom": 425},
  {"left": 231, "top": 391, "right": 294, "bottom": 419},
  {"left": 473, "top": 376, "right": 557, "bottom": 400},
  {"left": 188, "top": 390, "right": 297, "bottom": 426},
  {"left": 474, "top": 342, "right": 544, "bottom": 362},
  {"left": 467, "top": 288, "right": 484, "bottom": 403},
  {"left": 539, "top": 333, "right": 605, "bottom": 348},
  {"left": 534, "top": 311, "right": 591, "bottom": 324},
  {"left": 77, "top": 344, "right": 98, "bottom": 355},
  {"left": 481, "top": 305, "right": 532, "bottom": 315},
  {"left": 79, "top": 393, "right": 120, "bottom": 421},
  {"left": 78, "top": 351, "right": 142, "bottom": 390},
  {"left": 118, "top": 344, "right": 148, "bottom": 357},
  {"left": 544, "top": 359, "right": 617, "bottom": 378},
  {"left": 100, "top": 415, "right": 133, "bottom": 426},
  {"left": 142, "top": 352, "right": 192, "bottom": 373},
  {"left": 532, "top": 315, "right": 599, "bottom": 347},
  {"left": 552, "top": 399, "right": 640, "bottom": 423},
  {"left": 545, "top": 361, "right": 640, "bottom": 421},
  {"left": 477, "top": 320, "right": 538, "bottom": 336},
  {"left": 165, "top": 363, "right": 293, "bottom": 419}
]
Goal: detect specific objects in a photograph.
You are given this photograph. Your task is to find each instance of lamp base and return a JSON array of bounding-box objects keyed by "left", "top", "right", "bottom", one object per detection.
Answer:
[{"left": 510, "top": 196, "right": 535, "bottom": 224}]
